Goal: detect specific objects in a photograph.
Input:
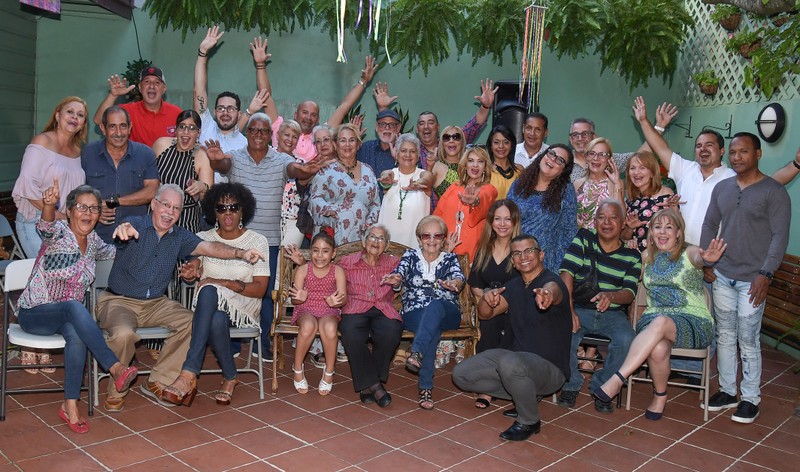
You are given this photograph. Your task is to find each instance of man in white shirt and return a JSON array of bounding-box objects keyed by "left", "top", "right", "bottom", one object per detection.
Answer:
[{"left": 514, "top": 112, "right": 549, "bottom": 168}]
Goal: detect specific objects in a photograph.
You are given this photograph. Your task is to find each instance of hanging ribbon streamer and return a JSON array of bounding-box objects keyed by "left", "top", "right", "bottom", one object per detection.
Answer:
[
  {"left": 336, "top": 0, "right": 347, "bottom": 63},
  {"left": 355, "top": 0, "right": 363, "bottom": 29},
  {"left": 373, "top": 0, "right": 383, "bottom": 42},
  {"left": 383, "top": 0, "right": 392, "bottom": 64},
  {"left": 368, "top": 0, "right": 374, "bottom": 39},
  {"left": 520, "top": 2, "right": 546, "bottom": 111}
]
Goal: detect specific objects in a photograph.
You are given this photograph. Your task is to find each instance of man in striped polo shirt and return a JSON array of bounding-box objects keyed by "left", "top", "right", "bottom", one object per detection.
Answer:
[
  {"left": 207, "top": 113, "right": 332, "bottom": 360},
  {"left": 558, "top": 200, "right": 642, "bottom": 413}
]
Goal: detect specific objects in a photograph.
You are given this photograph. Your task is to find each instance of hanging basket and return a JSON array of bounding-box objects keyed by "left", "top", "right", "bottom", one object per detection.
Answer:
[
  {"left": 699, "top": 83, "right": 719, "bottom": 96},
  {"left": 739, "top": 41, "right": 761, "bottom": 59},
  {"left": 718, "top": 13, "right": 741, "bottom": 32}
]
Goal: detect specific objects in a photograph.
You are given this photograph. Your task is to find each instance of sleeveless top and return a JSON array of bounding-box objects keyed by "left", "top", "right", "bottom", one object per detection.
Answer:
[
  {"left": 155, "top": 142, "right": 200, "bottom": 232},
  {"left": 291, "top": 265, "right": 341, "bottom": 323},
  {"left": 643, "top": 251, "right": 711, "bottom": 323},
  {"left": 433, "top": 161, "right": 460, "bottom": 197}
]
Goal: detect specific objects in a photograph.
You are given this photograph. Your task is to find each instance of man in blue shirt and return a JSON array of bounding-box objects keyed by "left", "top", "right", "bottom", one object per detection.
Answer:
[
  {"left": 95, "top": 183, "right": 265, "bottom": 412},
  {"left": 81, "top": 105, "right": 159, "bottom": 243},
  {"left": 357, "top": 109, "right": 401, "bottom": 179}
]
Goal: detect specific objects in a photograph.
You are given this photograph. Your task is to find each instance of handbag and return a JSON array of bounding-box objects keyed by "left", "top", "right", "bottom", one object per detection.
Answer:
[{"left": 572, "top": 242, "right": 600, "bottom": 307}]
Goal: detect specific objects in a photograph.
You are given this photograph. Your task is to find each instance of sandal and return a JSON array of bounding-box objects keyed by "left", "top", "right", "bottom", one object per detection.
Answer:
[
  {"left": 319, "top": 369, "right": 335, "bottom": 396},
  {"left": 475, "top": 395, "right": 491, "bottom": 409},
  {"left": 161, "top": 372, "right": 198, "bottom": 407},
  {"left": 293, "top": 366, "right": 308, "bottom": 394},
  {"left": 405, "top": 352, "right": 422, "bottom": 374},
  {"left": 418, "top": 389, "right": 434, "bottom": 410},
  {"left": 392, "top": 347, "right": 409, "bottom": 366},
  {"left": 645, "top": 389, "right": 668, "bottom": 420},
  {"left": 37, "top": 352, "right": 56, "bottom": 374},
  {"left": 21, "top": 350, "right": 38, "bottom": 374},
  {"left": 215, "top": 379, "right": 240, "bottom": 405}
]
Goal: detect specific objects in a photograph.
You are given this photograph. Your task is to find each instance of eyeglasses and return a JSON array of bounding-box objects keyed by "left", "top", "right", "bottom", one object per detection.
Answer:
[
  {"left": 377, "top": 121, "right": 400, "bottom": 130},
  {"left": 215, "top": 203, "right": 241, "bottom": 214},
  {"left": 74, "top": 203, "right": 101, "bottom": 214},
  {"left": 314, "top": 137, "right": 333, "bottom": 145},
  {"left": 442, "top": 133, "right": 462, "bottom": 142},
  {"left": 587, "top": 150, "right": 612, "bottom": 159},
  {"left": 247, "top": 127, "right": 270, "bottom": 136},
  {"left": 510, "top": 247, "right": 541, "bottom": 259},
  {"left": 366, "top": 234, "right": 387, "bottom": 243},
  {"left": 215, "top": 105, "right": 239, "bottom": 113},
  {"left": 177, "top": 124, "right": 199, "bottom": 132},
  {"left": 569, "top": 131, "right": 595, "bottom": 139},
  {"left": 154, "top": 198, "right": 182, "bottom": 213},
  {"left": 546, "top": 149, "right": 567, "bottom": 166},
  {"left": 418, "top": 232, "right": 446, "bottom": 241}
]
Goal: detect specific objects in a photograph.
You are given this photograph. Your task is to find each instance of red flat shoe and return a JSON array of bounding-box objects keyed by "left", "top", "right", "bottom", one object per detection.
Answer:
[
  {"left": 59, "top": 408, "right": 89, "bottom": 434},
  {"left": 114, "top": 366, "right": 139, "bottom": 393}
]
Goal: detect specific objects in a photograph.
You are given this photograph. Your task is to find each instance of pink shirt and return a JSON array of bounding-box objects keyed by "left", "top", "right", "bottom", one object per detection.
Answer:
[
  {"left": 271, "top": 116, "right": 316, "bottom": 162},
  {"left": 339, "top": 252, "right": 401, "bottom": 320},
  {"left": 12, "top": 144, "right": 85, "bottom": 219}
]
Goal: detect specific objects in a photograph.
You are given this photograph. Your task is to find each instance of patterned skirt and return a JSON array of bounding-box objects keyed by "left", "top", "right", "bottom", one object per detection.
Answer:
[{"left": 636, "top": 312, "right": 713, "bottom": 349}]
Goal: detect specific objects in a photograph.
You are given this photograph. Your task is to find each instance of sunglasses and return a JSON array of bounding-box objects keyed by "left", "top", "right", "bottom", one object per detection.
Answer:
[
  {"left": 419, "top": 232, "right": 446, "bottom": 241},
  {"left": 215, "top": 203, "right": 241, "bottom": 213},
  {"left": 442, "top": 133, "right": 462, "bottom": 142}
]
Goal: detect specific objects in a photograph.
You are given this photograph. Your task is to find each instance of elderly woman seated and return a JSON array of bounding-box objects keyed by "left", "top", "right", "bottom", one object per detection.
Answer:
[{"left": 382, "top": 215, "right": 465, "bottom": 410}]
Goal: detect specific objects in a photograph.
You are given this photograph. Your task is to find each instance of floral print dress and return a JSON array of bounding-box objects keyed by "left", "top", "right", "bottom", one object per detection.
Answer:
[
  {"left": 626, "top": 194, "right": 671, "bottom": 252},
  {"left": 576, "top": 178, "right": 612, "bottom": 229}
]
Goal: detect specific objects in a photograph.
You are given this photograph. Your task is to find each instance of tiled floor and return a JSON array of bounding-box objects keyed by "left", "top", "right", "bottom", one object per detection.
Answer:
[{"left": 1, "top": 342, "right": 798, "bottom": 471}]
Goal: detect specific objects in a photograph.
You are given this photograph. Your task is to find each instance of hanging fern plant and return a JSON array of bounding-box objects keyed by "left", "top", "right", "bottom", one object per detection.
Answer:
[{"left": 464, "top": 0, "right": 530, "bottom": 66}]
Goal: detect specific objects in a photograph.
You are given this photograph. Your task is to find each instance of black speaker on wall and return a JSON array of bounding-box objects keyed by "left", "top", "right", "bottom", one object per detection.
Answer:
[{"left": 491, "top": 80, "right": 536, "bottom": 144}]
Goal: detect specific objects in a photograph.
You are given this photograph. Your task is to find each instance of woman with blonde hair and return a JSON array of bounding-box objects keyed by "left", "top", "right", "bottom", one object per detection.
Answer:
[
  {"left": 573, "top": 137, "right": 624, "bottom": 229},
  {"left": 622, "top": 151, "right": 677, "bottom": 252}
]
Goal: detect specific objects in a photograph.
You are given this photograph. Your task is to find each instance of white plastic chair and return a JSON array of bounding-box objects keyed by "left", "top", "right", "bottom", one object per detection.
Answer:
[
  {"left": 0, "top": 214, "right": 28, "bottom": 292},
  {"left": 1, "top": 258, "right": 94, "bottom": 420}
]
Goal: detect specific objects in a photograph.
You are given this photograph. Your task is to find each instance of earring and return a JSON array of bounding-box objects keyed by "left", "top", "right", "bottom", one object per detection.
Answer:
[
  {"left": 214, "top": 221, "right": 219, "bottom": 230},
  {"left": 238, "top": 221, "right": 243, "bottom": 230}
]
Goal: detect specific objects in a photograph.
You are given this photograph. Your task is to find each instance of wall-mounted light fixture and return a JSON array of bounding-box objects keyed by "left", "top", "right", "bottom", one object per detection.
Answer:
[{"left": 755, "top": 103, "right": 786, "bottom": 144}]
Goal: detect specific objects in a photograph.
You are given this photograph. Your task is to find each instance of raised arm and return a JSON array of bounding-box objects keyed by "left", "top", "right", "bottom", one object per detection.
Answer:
[
  {"left": 770, "top": 146, "right": 800, "bottom": 185},
  {"left": 635, "top": 101, "right": 678, "bottom": 152},
  {"left": 633, "top": 96, "right": 674, "bottom": 173},
  {"left": 327, "top": 56, "right": 377, "bottom": 127},
  {"left": 474, "top": 78, "right": 498, "bottom": 126},
  {"left": 194, "top": 26, "right": 224, "bottom": 114},
  {"left": 93, "top": 75, "right": 135, "bottom": 127},
  {"left": 250, "top": 37, "right": 277, "bottom": 124}
]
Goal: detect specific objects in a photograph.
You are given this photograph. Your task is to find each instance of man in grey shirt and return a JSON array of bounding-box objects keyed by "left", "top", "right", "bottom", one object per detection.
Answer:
[{"left": 700, "top": 132, "right": 791, "bottom": 424}]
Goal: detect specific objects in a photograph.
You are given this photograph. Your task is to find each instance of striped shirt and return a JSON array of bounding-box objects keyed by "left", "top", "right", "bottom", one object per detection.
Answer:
[
  {"left": 339, "top": 252, "right": 401, "bottom": 320},
  {"left": 226, "top": 146, "right": 295, "bottom": 244},
  {"left": 559, "top": 228, "right": 641, "bottom": 310}
]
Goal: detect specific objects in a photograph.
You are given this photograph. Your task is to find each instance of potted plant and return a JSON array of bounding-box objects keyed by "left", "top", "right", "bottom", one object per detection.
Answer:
[
  {"left": 710, "top": 4, "right": 742, "bottom": 31},
  {"left": 693, "top": 70, "right": 720, "bottom": 96},
  {"left": 725, "top": 31, "right": 762, "bottom": 59},
  {"left": 121, "top": 58, "right": 152, "bottom": 102}
]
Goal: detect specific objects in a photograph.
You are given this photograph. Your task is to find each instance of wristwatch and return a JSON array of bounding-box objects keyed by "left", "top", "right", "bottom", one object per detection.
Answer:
[{"left": 758, "top": 270, "right": 774, "bottom": 280}]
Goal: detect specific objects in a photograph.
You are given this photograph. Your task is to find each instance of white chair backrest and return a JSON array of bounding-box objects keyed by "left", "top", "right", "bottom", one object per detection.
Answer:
[
  {"left": 3, "top": 259, "right": 36, "bottom": 294},
  {"left": 94, "top": 259, "right": 114, "bottom": 290}
]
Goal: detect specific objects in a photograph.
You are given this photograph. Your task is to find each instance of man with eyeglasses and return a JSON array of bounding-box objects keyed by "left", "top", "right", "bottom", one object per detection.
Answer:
[
  {"left": 94, "top": 183, "right": 265, "bottom": 412},
  {"left": 557, "top": 200, "right": 641, "bottom": 414},
  {"left": 357, "top": 108, "right": 404, "bottom": 179},
  {"left": 82, "top": 105, "right": 159, "bottom": 244},
  {"left": 208, "top": 112, "right": 333, "bottom": 361},
  {"left": 453, "top": 234, "right": 572, "bottom": 441},
  {"left": 93, "top": 66, "right": 181, "bottom": 147}
]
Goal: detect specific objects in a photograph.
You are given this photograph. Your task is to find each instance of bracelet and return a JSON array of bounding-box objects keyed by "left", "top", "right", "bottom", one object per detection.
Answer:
[
  {"left": 654, "top": 125, "right": 666, "bottom": 133},
  {"left": 203, "top": 182, "right": 210, "bottom": 191},
  {"left": 197, "top": 49, "right": 208, "bottom": 57},
  {"left": 255, "top": 64, "right": 266, "bottom": 70},
  {"left": 792, "top": 159, "right": 800, "bottom": 171},
  {"left": 358, "top": 79, "right": 366, "bottom": 88},
  {"left": 244, "top": 108, "right": 253, "bottom": 116},
  {"left": 378, "top": 180, "right": 391, "bottom": 190},
  {"left": 480, "top": 104, "right": 490, "bottom": 110}
]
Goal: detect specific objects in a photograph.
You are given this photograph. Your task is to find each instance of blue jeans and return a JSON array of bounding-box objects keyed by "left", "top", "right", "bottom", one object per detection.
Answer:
[
  {"left": 402, "top": 300, "right": 461, "bottom": 390},
  {"left": 18, "top": 301, "right": 119, "bottom": 399},
  {"left": 15, "top": 212, "right": 42, "bottom": 259},
  {"left": 671, "top": 281, "right": 716, "bottom": 377},
  {"left": 231, "top": 245, "right": 278, "bottom": 355},
  {"left": 183, "top": 286, "right": 236, "bottom": 380},
  {"left": 564, "top": 307, "right": 635, "bottom": 392},
  {"left": 713, "top": 270, "right": 765, "bottom": 405}
]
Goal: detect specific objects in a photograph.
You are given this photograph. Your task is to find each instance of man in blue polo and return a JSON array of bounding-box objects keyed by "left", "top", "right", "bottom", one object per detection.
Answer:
[{"left": 81, "top": 105, "right": 159, "bottom": 243}]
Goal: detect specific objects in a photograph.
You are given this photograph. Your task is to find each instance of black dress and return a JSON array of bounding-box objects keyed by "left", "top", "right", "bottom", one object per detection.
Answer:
[{"left": 468, "top": 253, "right": 518, "bottom": 351}]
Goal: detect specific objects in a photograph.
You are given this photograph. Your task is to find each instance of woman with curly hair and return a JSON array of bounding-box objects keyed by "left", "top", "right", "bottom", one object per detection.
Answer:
[
  {"left": 160, "top": 182, "right": 269, "bottom": 407},
  {"left": 507, "top": 144, "right": 577, "bottom": 273}
]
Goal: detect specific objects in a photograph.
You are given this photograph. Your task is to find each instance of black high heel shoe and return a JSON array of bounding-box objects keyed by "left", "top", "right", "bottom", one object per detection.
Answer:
[
  {"left": 592, "top": 371, "right": 626, "bottom": 403},
  {"left": 645, "top": 390, "right": 668, "bottom": 420}
]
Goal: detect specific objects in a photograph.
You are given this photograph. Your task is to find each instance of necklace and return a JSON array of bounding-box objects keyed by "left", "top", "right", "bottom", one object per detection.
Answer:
[
  {"left": 495, "top": 164, "right": 516, "bottom": 179},
  {"left": 397, "top": 188, "right": 409, "bottom": 220},
  {"left": 455, "top": 203, "right": 465, "bottom": 240},
  {"left": 338, "top": 159, "right": 357, "bottom": 179}
]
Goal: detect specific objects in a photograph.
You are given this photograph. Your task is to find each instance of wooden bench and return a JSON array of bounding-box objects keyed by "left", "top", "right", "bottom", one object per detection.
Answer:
[
  {"left": 764, "top": 254, "right": 800, "bottom": 352},
  {"left": 270, "top": 241, "right": 478, "bottom": 394}
]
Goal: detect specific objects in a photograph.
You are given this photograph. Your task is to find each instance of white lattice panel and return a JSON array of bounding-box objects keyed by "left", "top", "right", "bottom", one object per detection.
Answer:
[{"left": 676, "top": 0, "right": 800, "bottom": 107}]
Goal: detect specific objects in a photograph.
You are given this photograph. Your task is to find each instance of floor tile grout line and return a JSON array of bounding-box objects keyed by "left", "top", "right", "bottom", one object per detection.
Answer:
[{"left": 721, "top": 415, "right": 797, "bottom": 472}]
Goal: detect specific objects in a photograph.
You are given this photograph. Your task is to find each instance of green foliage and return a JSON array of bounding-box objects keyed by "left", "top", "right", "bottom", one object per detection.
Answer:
[
  {"left": 122, "top": 58, "right": 152, "bottom": 102},
  {"left": 596, "top": 0, "right": 694, "bottom": 90},
  {"left": 745, "top": 15, "right": 800, "bottom": 98},
  {"left": 725, "top": 30, "right": 761, "bottom": 52},
  {"left": 464, "top": 0, "right": 532, "bottom": 66},
  {"left": 710, "top": 4, "right": 741, "bottom": 22},
  {"left": 545, "top": 0, "right": 607, "bottom": 60},
  {"left": 693, "top": 69, "right": 720, "bottom": 86}
]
